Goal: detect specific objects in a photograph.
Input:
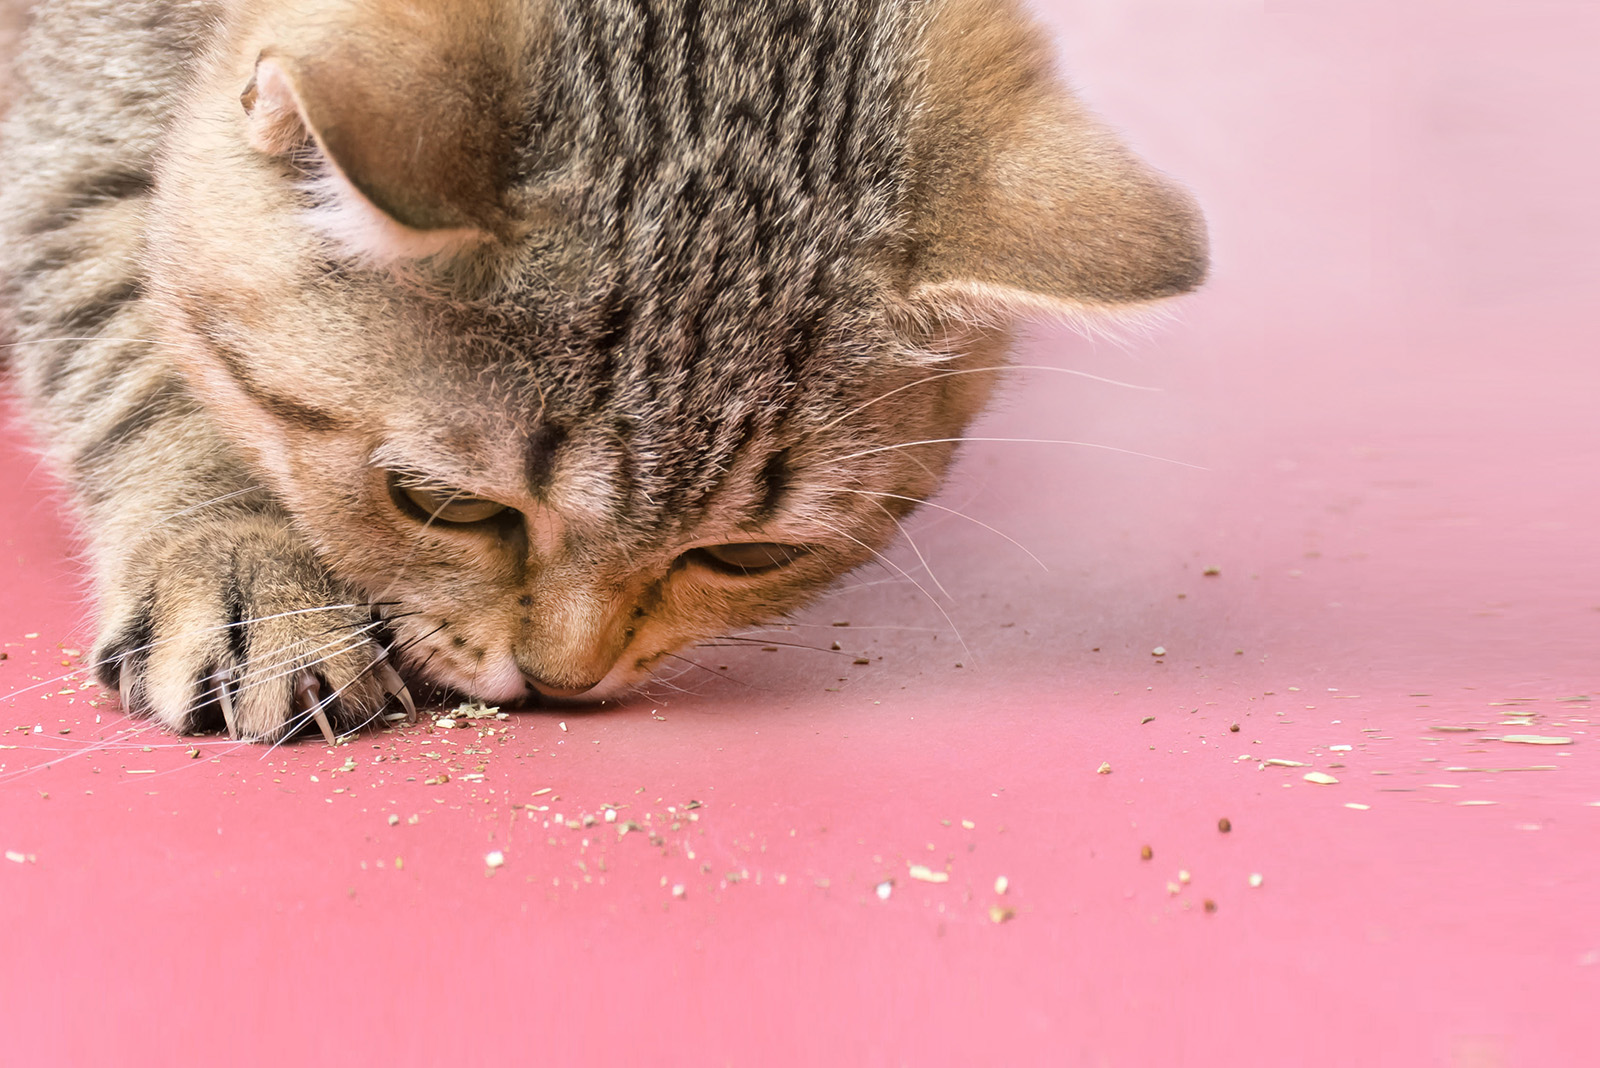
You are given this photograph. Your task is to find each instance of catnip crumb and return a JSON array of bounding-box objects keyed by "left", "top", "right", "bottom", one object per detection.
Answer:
[
  {"left": 1204, "top": 899, "right": 1218, "bottom": 913},
  {"left": 1140, "top": 845, "right": 1153, "bottom": 861},
  {"left": 1218, "top": 817, "right": 1232, "bottom": 833}
]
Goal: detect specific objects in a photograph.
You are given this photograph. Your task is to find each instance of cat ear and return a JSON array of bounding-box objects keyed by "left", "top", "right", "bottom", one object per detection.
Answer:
[
  {"left": 241, "top": 6, "right": 527, "bottom": 264},
  {"left": 907, "top": 0, "right": 1208, "bottom": 321}
]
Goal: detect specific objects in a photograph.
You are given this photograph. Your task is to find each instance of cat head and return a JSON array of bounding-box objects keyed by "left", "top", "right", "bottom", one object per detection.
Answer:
[{"left": 143, "top": 0, "right": 1206, "bottom": 702}]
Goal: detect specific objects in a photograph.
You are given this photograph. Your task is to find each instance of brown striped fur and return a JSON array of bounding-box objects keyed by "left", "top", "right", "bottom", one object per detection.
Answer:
[{"left": 0, "top": 0, "right": 1206, "bottom": 740}]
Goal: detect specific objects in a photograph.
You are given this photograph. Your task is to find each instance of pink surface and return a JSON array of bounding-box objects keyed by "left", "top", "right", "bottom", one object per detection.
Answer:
[{"left": 3, "top": 3, "right": 1597, "bottom": 1065}]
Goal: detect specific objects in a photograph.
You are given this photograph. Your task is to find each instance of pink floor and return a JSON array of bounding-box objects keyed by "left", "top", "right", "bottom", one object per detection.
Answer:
[{"left": 3, "top": 3, "right": 1597, "bottom": 1065}]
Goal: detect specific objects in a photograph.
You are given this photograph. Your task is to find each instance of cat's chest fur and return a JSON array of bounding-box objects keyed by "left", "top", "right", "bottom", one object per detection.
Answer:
[{"left": 0, "top": 0, "right": 1205, "bottom": 741}]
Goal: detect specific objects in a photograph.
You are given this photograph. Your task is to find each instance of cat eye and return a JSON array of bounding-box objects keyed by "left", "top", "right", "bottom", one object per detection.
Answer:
[
  {"left": 690, "top": 542, "right": 809, "bottom": 576},
  {"left": 389, "top": 475, "right": 509, "bottom": 525}
]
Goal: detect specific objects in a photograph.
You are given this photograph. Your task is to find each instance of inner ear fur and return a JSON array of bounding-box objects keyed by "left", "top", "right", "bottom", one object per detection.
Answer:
[
  {"left": 241, "top": 0, "right": 540, "bottom": 256},
  {"left": 908, "top": 0, "right": 1209, "bottom": 316}
]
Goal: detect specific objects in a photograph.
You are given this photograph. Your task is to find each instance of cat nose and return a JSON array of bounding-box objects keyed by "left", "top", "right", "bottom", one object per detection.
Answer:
[{"left": 525, "top": 674, "right": 601, "bottom": 699}]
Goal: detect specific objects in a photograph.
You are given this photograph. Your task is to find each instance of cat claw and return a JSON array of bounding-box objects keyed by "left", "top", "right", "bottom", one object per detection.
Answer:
[
  {"left": 293, "top": 672, "right": 337, "bottom": 746},
  {"left": 375, "top": 659, "right": 417, "bottom": 724},
  {"left": 215, "top": 672, "right": 240, "bottom": 741},
  {"left": 118, "top": 662, "right": 134, "bottom": 714}
]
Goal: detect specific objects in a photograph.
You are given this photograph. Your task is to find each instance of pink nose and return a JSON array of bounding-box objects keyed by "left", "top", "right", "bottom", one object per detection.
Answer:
[{"left": 526, "top": 676, "right": 601, "bottom": 699}]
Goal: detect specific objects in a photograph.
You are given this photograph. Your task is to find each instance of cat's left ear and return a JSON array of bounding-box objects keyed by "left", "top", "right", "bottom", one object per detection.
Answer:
[
  {"left": 906, "top": 0, "right": 1208, "bottom": 321},
  {"left": 241, "top": 1, "right": 533, "bottom": 263}
]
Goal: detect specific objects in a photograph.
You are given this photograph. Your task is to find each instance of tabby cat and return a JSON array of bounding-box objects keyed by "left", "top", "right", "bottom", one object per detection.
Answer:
[{"left": 0, "top": 0, "right": 1206, "bottom": 742}]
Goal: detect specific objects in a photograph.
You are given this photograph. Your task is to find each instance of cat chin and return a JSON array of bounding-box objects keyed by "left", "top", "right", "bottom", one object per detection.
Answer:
[{"left": 424, "top": 655, "right": 529, "bottom": 706}]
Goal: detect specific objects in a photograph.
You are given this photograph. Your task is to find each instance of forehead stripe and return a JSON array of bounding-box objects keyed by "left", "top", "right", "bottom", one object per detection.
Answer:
[{"left": 203, "top": 339, "right": 350, "bottom": 432}]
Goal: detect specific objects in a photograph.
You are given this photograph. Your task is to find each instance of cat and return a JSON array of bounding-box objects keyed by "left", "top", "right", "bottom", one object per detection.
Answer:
[{"left": 0, "top": 0, "right": 1206, "bottom": 743}]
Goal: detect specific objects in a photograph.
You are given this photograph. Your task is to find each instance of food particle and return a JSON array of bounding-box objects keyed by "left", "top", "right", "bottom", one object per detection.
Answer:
[
  {"left": 1140, "top": 845, "right": 1153, "bottom": 861},
  {"left": 4, "top": 851, "right": 25, "bottom": 864},
  {"left": 907, "top": 864, "right": 949, "bottom": 884},
  {"left": 1217, "top": 817, "right": 1232, "bottom": 833},
  {"left": 1264, "top": 759, "right": 1307, "bottom": 768},
  {"left": 1248, "top": 873, "right": 1264, "bottom": 888},
  {"left": 1498, "top": 735, "right": 1573, "bottom": 746},
  {"left": 989, "top": 906, "right": 1016, "bottom": 924},
  {"left": 994, "top": 875, "right": 1009, "bottom": 895},
  {"left": 1303, "top": 771, "right": 1340, "bottom": 785},
  {"left": 1178, "top": 869, "right": 1192, "bottom": 884},
  {"left": 1203, "top": 899, "right": 1218, "bottom": 913},
  {"left": 387, "top": 814, "right": 400, "bottom": 826},
  {"left": 1203, "top": 567, "right": 1221, "bottom": 577},
  {"left": 1096, "top": 762, "right": 1112, "bottom": 775},
  {"left": 961, "top": 820, "right": 975, "bottom": 830},
  {"left": 485, "top": 850, "right": 505, "bottom": 870},
  {"left": 1229, "top": 723, "right": 1240, "bottom": 733},
  {"left": 604, "top": 809, "right": 617, "bottom": 823},
  {"left": 435, "top": 718, "right": 457, "bottom": 730},
  {"left": 875, "top": 880, "right": 893, "bottom": 901},
  {"left": 1345, "top": 802, "right": 1370, "bottom": 810},
  {"left": 1141, "top": 716, "right": 1156, "bottom": 725},
  {"left": 559, "top": 721, "right": 568, "bottom": 732},
  {"left": 1152, "top": 647, "right": 1167, "bottom": 657},
  {"left": 1167, "top": 881, "right": 1182, "bottom": 895}
]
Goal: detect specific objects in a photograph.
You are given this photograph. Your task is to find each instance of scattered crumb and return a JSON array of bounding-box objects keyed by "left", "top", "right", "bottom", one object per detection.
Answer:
[
  {"left": 1178, "top": 869, "right": 1192, "bottom": 885},
  {"left": 875, "top": 880, "right": 893, "bottom": 901},
  {"left": 989, "top": 906, "right": 1015, "bottom": 925},
  {"left": 1204, "top": 899, "right": 1218, "bottom": 913},
  {"left": 1151, "top": 647, "right": 1167, "bottom": 657},
  {"left": 1140, "top": 845, "right": 1153, "bottom": 861},
  {"left": 672, "top": 884, "right": 686, "bottom": 899},
  {"left": 1217, "top": 817, "right": 1232, "bottom": 833},
  {"left": 1096, "top": 762, "right": 1112, "bottom": 775},
  {"left": 1344, "top": 803, "right": 1371, "bottom": 811},
  {"left": 1303, "top": 771, "right": 1340, "bottom": 785},
  {"left": 485, "top": 850, "right": 505, "bottom": 870},
  {"left": 1229, "top": 723, "right": 1240, "bottom": 733},
  {"left": 1498, "top": 735, "right": 1573, "bottom": 746},
  {"left": 386, "top": 814, "right": 399, "bottom": 826},
  {"left": 994, "top": 875, "right": 1009, "bottom": 895},
  {"left": 907, "top": 864, "right": 949, "bottom": 884},
  {"left": 1248, "top": 873, "right": 1264, "bottom": 888}
]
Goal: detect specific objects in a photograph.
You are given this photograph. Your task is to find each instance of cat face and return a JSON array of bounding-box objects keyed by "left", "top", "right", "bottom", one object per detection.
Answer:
[{"left": 141, "top": 0, "right": 1205, "bottom": 702}]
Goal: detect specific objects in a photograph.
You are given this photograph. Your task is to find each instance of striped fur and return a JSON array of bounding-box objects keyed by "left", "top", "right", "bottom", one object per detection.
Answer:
[{"left": 0, "top": 0, "right": 1206, "bottom": 740}]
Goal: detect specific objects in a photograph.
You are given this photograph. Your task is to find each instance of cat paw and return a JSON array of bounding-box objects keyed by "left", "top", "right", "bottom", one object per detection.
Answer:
[{"left": 92, "top": 514, "right": 416, "bottom": 743}]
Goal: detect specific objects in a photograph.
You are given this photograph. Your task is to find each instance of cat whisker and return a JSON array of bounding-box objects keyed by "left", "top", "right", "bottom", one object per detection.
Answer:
[
  {"left": 818, "top": 363, "right": 1160, "bottom": 433},
  {"left": 663, "top": 652, "right": 753, "bottom": 688},
  {"left": 810, "top": 517, "right": 972, "bottom": 662},
  {"left": 817, "top": 486, "right": 1048, "bottom": 572},
  {"left": 152, "top": 486, "right": 268, "bottom": 526},
  {"left": 699, "top": 636, "right": 849, "bottom": 656},
  {"left": 827, "top": 437, "right": 1207, "bottom": 470}
]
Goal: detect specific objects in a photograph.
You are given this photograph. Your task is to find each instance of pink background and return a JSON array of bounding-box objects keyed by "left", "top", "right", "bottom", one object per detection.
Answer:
[{"left": 2, "top": 1, "right": 1597, "bottom": 1064}]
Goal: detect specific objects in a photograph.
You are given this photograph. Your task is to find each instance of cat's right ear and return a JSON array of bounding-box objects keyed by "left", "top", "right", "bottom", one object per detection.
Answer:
[
  {"left": 906, "top": 0, "right": 1208, "bottom": 323},
  {"left": 240, "top": 3, "right": 534, "bottom": 264}
]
